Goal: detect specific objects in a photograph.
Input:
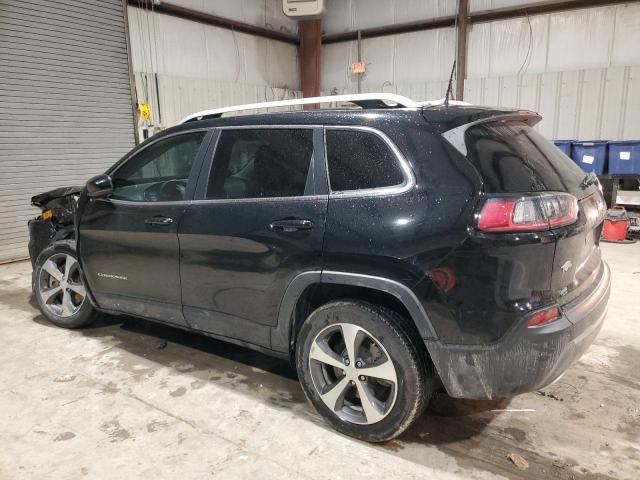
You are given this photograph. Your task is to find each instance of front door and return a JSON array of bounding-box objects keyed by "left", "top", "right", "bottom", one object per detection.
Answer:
[
  {"left": 179, "top": 127, "right": 328, "bottom": 347},
  {"left": 78, "top": 129, "right": 211, "bottom": 326}
]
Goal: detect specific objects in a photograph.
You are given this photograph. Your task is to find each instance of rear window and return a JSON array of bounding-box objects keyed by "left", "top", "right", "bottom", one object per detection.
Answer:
[
  {"left": 465, "top": 122, "right": 586, "bottom": 195},
  {"left": 326, "top": 129, "right": 405, "bottom": 192}
]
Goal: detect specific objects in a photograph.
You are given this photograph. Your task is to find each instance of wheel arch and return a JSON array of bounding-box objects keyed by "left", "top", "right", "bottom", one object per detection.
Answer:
[
  {"left": 54, "top": 225, "right": 76, "bottom": 243},
  {"left": 31, "top": 238, "right": 97, "bottom": 329},
  {"left": 270, "top": 270, "right": 438, "bottom": 357}
]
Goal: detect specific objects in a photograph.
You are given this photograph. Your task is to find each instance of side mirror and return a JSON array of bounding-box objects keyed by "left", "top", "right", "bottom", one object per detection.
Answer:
[{"left": 86, "top": 174, "right": 113, "bottom": 199}]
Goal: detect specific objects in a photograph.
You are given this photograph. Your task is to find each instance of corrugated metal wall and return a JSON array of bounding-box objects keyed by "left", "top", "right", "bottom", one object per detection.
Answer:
[
  {"left": 129, "top": 0, "right": 640, "bottom": 139},
  {"left": 321, "top": 0, "right": 456, "bottom": 95},
  {"left": 128, "top": 4, "right": 301, "bottom": 130},
  {"left": 321, "top": 28, "right": 456, "bottom": 96},
  {"left": 464, "top": 67, "right": 640, "bottom": 140},
  {"left": 321, "top": 0, "right": 640, "bottom": 140},
  {"left": 322, "top": 0, "right": 456, "bottom": 35},
  {"left": 0, "top": 0, "right": 136, "bottom": 263},
  {"left": 465, "top": 3, "right": 640, "bottom": 139},
  {"left": 156, "top": 0, "right": 298, "bottom": 34}
]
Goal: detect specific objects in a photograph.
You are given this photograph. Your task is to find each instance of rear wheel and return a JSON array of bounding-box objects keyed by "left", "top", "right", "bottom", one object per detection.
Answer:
[
  {"left": 296, "top": 300, "right": 431, "bottom": 442},
  {"left": 32, "top": 240, "right": 96, "bottom": 329}
]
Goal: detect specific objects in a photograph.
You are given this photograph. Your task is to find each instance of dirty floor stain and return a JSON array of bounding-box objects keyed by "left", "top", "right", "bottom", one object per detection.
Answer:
[{"left": 1, "top": 244, "right": 639, "bottom": 479}]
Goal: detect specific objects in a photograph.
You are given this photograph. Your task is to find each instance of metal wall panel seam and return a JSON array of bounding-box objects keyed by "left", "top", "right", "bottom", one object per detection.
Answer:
[
  {"left": 4, "top": 0, "right": 125, "bottom": 22},
  {"left": 0, "top": 16, "right": 125, "bottom": 42},
  {"left": 0, "top": 35, "right": 128, "bottom": 57},
  {"left": 0, "top": 6, "right": 126, "bottom": 33},
  {"left": 15, "top": 0, "right": 126, "bottom": 18},
  {"left": 0, "top": 5, "right": 127, "bottom": 36},
  {"left": 552, "top": 72, "right": 562, "bottom": 138},
  {"left": 0, "top": 23, "right": 129, "bottom": 51},
  {"left": 1, "top": 73, "right": 133, "bottom": 90},
  {"left": 574, "top": 70, "right": 584, "bottom": 137},
  {"left": 0, "top": 44, "right": 133, "bottom": 67},
  {"left": 0, "top": 95, "right": 133, "bottom": 108},
  {"left": 1, "top": 82, "right": 132, "bottom": 96},
  {"left": 595, "top": 68, "right": 607, "bottom": 138},
  {"left": 620, "top": 66, "right": 631, "bottom": 138},
  {"left": 0, "top": 57, "right": 130, "bottom": 76}
]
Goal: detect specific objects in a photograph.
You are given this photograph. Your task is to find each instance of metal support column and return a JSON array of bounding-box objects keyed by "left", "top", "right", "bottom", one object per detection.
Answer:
[{"left": 299, "top": 19, "right": 322, "bottom": 108}]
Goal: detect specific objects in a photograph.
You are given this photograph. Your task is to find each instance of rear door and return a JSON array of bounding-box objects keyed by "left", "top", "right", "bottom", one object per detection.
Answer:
[
  {"left": 178, "top": 127, "right": 327, "bottom": 348},
  {"left": 79, "top": 129, "right": 211, "bottom": 326},
  {"left": 462, "top": 121, "right": 607, "bottom": 304}
]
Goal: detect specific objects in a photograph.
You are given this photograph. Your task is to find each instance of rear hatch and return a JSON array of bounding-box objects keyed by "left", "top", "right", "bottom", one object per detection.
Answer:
[{"left": 450, "top": 117, "right": 606, "bottom": 307}]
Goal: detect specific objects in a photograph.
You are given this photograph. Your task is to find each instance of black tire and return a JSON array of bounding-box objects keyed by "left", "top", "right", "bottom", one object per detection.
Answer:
[
  {"left": 295, "top": 300, "right": 431, "bottom": 442},
  {"left": 32, "top": 239, "right": 96, "bottom": 329}
]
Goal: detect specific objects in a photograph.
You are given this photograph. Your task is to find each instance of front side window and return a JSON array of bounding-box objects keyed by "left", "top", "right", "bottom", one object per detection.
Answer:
[
  {"left": 111, "top": 131, "right": 206, "bottom": 201},
  {"left": 325, "top": 129, "right": 405, "bottom": 192},
  {"left": 206, "top": 129, "right": 313, "bottom": 199}
]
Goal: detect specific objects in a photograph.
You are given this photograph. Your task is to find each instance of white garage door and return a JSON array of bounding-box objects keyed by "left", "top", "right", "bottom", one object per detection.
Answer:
[{"left": 0, "top": 0, "right": 136, "bottom": 262}]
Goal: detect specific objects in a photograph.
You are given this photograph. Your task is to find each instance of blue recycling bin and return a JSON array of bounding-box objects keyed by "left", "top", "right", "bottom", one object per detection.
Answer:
[
  {"left": 553, "top": 140, "right": 574, "bottom": 157},
  {"left": 571, "top": 141, "right": 608, "bottom": 174},
  {"left": 608, "top": 141, "right": 640, "bottom": 175}
]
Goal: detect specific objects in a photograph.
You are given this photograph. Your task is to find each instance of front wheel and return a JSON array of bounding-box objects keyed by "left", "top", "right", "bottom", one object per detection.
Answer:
[
  {"left": 296, "top": 300, "right": 432, "bottom": 442},
  {"left": 32, "top": 239, "right": 96, "bottom": 329}
]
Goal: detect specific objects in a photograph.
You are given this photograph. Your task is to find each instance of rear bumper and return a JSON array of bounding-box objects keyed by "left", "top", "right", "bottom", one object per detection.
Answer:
[{"left": 425, "top": 262, "right": 610, "bottom": 399}]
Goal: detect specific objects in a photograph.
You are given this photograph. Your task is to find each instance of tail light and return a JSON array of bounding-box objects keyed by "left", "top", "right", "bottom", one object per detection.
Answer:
[
  {"left": 477, "top": 192, "right": 578, "bottom": 232},
  {"left": 527, "top": 306, "right": 561, "bottom": 328}
]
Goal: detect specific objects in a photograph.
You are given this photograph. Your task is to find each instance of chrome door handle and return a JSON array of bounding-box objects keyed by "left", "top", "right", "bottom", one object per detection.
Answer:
[
  {"left": 145, "top": 216, "right": 173, "bottom": 226},
  {"left": 270, "top": 218, "right": 314, "bottom": 232}
]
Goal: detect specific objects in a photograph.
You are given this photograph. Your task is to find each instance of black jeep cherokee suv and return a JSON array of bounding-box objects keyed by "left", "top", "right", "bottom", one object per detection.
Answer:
[{"left": 30, "top": 94, "right": 610, "bottom": 442}]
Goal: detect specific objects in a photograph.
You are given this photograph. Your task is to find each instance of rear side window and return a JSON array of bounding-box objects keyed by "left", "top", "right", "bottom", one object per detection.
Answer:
[
  {"left": 464, "top": 122, "right": 585, "bottom": 194},
  {"left": 206, "top": 129, "right": 313, "bottom": 199},
  {"left": 325, "top": 129, "right": 405, "bottom": 192}
]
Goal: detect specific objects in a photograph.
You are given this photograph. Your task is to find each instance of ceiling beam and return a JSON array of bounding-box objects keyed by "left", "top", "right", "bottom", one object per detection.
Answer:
[
  {"left": 129, "top": 0, "right": 639, "bottom": 47},
  {"left": 322, "top": 16, "right": 456, "bottom": 44},
  {"left": 471, "top": 0, "right": 636, "bottom": 23},
  {"left": 127, "top": 1, "right": 299, "bottom": 45}
]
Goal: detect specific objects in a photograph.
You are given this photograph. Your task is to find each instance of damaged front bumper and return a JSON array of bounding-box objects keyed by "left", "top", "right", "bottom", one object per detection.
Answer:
[
  {"left": 28, "top": 218, "right": 57, "bottom": 266},
  {"left": 27, "top": 185, "right": 80, "bottom": 265},
  {"left": 27, "top": 218, "right": 75, "bottom": 266},
  {"left": 425, "top": 262, "right": 611, "bottom": 399}
]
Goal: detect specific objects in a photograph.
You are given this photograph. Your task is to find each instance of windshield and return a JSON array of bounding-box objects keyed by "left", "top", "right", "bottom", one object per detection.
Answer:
[{"left": 464, "top": 121, "right": 590, "bottom": 198}]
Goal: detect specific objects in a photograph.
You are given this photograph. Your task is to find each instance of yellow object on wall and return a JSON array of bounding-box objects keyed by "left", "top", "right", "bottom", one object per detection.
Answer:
[{"left": 138, "top": 102, "right": 151, "bottom": 121}]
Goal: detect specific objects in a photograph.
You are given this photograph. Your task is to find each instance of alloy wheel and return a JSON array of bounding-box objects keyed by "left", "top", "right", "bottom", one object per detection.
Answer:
[
  {"left": 308, "top": 322, "right": 398, "bottom": 425},
  {"left": 38, "top": 253, "right": 86, "bottom": 318}
]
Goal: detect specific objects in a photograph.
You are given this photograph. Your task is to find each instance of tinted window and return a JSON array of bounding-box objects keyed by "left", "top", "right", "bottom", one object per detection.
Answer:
[
  {"left": 464, "top": 122, "right": 586, "bottom": 195},
  {"left": 112, "top": 131, "right": 206, "bottom": 201},
  {"left": 326, "top": 130, "right": 405, "bottom": 191},
  {"left": 207, "top": 129, "right": 313, "bottom": 199}
]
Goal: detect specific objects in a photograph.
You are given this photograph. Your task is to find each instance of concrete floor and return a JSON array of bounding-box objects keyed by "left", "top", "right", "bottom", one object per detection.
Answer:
[{"left": 0, "top": 243, "right": 638, "bottom": 480}]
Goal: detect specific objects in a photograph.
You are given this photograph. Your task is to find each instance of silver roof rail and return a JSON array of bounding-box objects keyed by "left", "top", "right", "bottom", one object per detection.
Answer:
[{"left": 179, "top": 93, "right": 421, "bottom": 123}]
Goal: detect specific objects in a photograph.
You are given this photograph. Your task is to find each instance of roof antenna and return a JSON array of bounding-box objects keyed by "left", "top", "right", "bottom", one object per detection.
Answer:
[{"left": 445, "top": 60, "right": 456, "bottom": 108}]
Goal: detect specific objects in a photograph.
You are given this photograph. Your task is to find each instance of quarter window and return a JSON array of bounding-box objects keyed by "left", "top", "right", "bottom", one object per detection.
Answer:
[
  {"left": 206, "top": 129, "right": 313, "bottom": 199},
  {"left": 325, "top": 129, "right": 405, "bottom": 192},
  {"left": 111, "top": 131, "right": 206, "bottom": 202}
]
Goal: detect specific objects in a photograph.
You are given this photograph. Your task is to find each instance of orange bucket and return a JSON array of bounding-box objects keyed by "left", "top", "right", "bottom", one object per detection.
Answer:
[{"left": 602, "top": 206, "right": 629, "bottom": 241}]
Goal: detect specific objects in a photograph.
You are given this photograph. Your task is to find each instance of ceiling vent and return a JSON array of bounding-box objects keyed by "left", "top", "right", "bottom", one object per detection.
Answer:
[{"left": 282, "top": 0, "right": 325, "bottom": 19}]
